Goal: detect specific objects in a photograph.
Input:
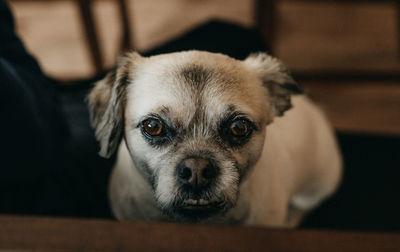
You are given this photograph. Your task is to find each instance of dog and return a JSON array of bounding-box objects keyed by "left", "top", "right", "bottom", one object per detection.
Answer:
[{"left": 88, "top": 50, "right": 342, "bottom": 227}]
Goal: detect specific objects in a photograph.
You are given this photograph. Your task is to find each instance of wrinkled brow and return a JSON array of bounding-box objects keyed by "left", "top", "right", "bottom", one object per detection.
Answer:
[{"left": 179, "top": 65, "right": 214, "bottom": 89}]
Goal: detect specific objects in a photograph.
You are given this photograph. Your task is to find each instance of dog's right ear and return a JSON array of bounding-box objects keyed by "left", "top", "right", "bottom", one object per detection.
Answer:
[{"left": 88, "top": 52, "right": 143, "bottom": 158}]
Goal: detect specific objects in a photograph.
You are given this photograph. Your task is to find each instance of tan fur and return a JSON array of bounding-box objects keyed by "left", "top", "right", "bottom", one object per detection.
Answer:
[{"left": 88, "top": 50, "right": 342, "bottom": 227}]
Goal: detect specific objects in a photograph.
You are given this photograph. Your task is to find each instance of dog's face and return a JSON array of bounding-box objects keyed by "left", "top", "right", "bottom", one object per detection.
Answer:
[{"left": 88, "top": 51, "right": 302, "bottom": 221}]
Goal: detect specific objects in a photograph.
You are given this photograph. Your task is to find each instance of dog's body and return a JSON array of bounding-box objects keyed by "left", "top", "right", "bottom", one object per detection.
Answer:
[{"left": 89, "top": 51, "right": 342, "bottom": 227}]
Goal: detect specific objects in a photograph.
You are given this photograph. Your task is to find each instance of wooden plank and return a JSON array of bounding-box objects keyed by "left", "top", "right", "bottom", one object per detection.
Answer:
[
  {"left": 0, "top": 215, "right": 400, "bottom": 252},
  {"left": 302, "top": 81, "right": 400, "bottom": 135},
  {"left": 75, "top": 0, "right": 103, "bottom": 74}
]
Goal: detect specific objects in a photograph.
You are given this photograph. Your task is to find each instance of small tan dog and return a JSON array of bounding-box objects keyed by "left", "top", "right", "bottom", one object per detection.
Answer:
[{"left": 88, "top": 51, "right": 342, "bottom": 227}]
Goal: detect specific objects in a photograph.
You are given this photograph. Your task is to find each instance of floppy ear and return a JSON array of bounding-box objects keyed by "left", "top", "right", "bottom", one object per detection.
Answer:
[
  {"left": 88, "top": 52, "right": 142, "bottom": 158},
  {"left": 244, "top": 53, "right": 303, "bottom": 120}
]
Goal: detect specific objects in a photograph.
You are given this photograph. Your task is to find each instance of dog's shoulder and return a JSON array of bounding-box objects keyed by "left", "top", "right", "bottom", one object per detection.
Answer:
[{"left": 241, "top": 95, "right": 342, "bottom": 226}]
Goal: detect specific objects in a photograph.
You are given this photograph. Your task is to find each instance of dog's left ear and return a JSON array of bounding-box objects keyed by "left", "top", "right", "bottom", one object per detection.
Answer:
[
  {"left": 88, "top": 52, "right": 142, "bottom": 158},
  {"left": 244, "top": 53, "right": 303, "bottom": 119}
]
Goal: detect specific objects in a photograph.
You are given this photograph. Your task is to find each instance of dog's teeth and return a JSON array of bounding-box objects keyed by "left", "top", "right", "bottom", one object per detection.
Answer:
[
  {"left": 185, "top": 199, "right": 198, "bottom": 205},
  {"left": 199, "top": 199, "right": 209, "bottom": 205},
  {"left": 185, "top": 199, "right": 212, "bottom": 206}
]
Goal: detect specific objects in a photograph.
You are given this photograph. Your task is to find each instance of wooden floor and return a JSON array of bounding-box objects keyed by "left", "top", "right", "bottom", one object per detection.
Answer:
[{"left": 8, "top": 0, "right": 400, "bottom": 135}]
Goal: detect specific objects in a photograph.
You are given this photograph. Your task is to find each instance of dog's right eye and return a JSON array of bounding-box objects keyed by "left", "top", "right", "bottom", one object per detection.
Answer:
[
  {"left": 142, "top": 119, "right": 164, "bottom": 136},
  {"left": 140, "top": 117, "right": 176, "bottom": 146}
]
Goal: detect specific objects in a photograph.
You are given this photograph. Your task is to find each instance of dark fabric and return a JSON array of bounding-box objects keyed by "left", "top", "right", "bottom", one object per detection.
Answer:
[
  {"left": 39, "top": 83, "right": 114, "bottom": 218},
  {"left": 0, "top": 0, "right": 69, "bottom": 213},
  {"left": 143, "top": 20, "right": 270, "bottom": 59}
]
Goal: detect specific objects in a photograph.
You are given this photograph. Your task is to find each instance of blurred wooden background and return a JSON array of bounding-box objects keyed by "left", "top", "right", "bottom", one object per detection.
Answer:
[{"left": 7, "top": 0, "right": 400, "bottom": 135}]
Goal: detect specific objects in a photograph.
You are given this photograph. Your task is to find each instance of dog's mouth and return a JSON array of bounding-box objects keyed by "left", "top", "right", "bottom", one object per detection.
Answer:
[{"left": 171, "top": 198, "right": 225, "bottom": 221}]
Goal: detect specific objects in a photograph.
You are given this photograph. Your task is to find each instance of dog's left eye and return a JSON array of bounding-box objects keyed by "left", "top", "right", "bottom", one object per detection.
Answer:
[
  {"left": 230, "top": 119, "right": 251, "bottom": 137},
  {"left": 220, "top": 117, "right": 254, "bottom": 147}
]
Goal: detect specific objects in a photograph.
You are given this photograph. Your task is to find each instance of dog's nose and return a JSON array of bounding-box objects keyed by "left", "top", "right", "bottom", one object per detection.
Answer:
[{"left": 177, "top": 158, "right": 217, "bottom": 188}]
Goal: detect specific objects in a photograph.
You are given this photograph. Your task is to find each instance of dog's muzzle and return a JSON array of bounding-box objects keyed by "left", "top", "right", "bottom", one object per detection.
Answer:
[
  {"left": 172, "top": 157, "right": 224, "bottom": 220},
  {"left": 177, "top": 157, "right": 218, "bottom": 189}
]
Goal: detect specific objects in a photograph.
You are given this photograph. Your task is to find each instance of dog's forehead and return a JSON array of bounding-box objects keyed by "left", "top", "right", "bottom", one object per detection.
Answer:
[{"left": 126, "top": 51, "right": 267, "bottom": 125}]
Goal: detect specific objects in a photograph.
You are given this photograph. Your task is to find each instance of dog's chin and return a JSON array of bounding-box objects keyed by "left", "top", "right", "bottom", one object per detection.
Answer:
[{"left": 162, "top": 199, "right": 228, "bottom": 222}]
